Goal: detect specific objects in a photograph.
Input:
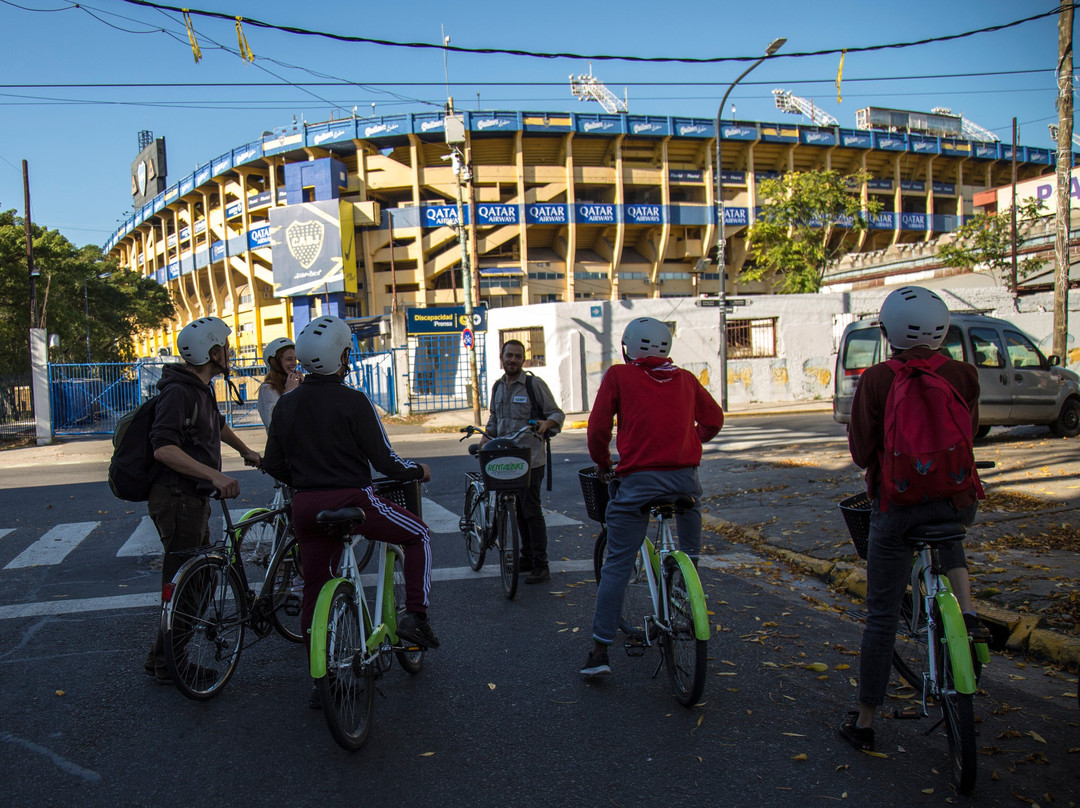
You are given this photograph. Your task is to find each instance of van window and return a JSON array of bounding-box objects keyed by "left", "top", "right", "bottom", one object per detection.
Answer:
[
  {"left": 969, "top": 327, "right": 1006, "bottom": 369},
  {"left": 842, "top": 328, "right": 881, "bottom": 373},
  {"left": 1004, "top": 330, "right": 1045, "bottom": 369},
  {"left": 941, "top": 325, "right": 966, "bottom": 362}
]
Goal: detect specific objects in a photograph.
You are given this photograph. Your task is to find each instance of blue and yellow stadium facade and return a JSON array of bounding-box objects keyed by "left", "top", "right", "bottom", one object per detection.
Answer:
[{"left": 104, "top": 110, "right": 1056, "bottom": 358}]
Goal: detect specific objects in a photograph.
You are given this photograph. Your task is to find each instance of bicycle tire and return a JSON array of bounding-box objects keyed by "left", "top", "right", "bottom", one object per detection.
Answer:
[
  {"left": 264, "top": 533, "right": 304, "bottom": 643},
  {"left": 462, "top": 480, "right": 487, "bottom": 572},
  {"left": 392, "top": 551, "right": 425, "bottom": 674},
  {"left": 935, "top": 602, "right": 978, "bottom": 794},
  {"left": 235, "top": 508, "right": 279, "bottom": 573},
  {"left": 592, "top": 527, "right": 607, "bottom": 585},
  {"left": 318, "top": 581, "right": 376, "bottom": 751},
  {"left": 661, "top": 556, "right": 708, "bottom": 706},
  {"left": 496, "top": 499, "right": 520, "bottom": 600},
  {"left": 163, "top": 555, "right": 245, "bottom": 700}
]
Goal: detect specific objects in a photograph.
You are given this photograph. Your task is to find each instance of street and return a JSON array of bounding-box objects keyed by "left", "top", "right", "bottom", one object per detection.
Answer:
[{"left": 1, "top": 413, "right": 1077, "bottom": 807}]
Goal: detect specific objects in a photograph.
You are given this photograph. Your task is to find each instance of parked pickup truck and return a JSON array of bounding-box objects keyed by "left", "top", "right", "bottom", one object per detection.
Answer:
[{"left": 833, "top": 313, "right": 1080, "bottom": 438}]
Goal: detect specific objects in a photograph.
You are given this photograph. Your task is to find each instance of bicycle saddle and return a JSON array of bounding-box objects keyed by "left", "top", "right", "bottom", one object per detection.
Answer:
[
  {"left": 907, "top": 521, "right": 966, "bottom": 542},
  {"left": 316, "top": 507, "right": 366, "bottom": 527},
  {"left": 641, "top": 494, "right": 696, "bottom": 514}
]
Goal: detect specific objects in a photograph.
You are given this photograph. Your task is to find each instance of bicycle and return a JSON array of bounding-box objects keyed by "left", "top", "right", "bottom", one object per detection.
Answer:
[
  {"left": 308, "top": 478, "right": 426, "bottom": 751},
  {"left": 159, "top": 497, "right": 306, "bottom": 700},
  {"left": 580, "top": 466, "right": 710, "bottom": 707},
  {"left": 838, "top": 475, "right": 993, "bottom": 795},
  {"left": 458, "top": 422, "right": 537, "bottom": 600}
]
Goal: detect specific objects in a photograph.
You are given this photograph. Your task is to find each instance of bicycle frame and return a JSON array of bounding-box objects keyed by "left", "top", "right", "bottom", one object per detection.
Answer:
[
  {"left": 634, "top": 515, "right": 709, "bottom": 645},
  {"left": 309, "top": 539, "right": 405, "bottom": 679}
]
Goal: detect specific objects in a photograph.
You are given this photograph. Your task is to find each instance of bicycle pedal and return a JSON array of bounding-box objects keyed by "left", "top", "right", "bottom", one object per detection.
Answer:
[
  {"left": 892, "top": 707, "right": 921, "bottom": 720},
  {"left": 283, "top": 596, "right": 301, "bottom": 617},
  {"left": 624, "top": 636, "right": 647, "bottom": 657}
]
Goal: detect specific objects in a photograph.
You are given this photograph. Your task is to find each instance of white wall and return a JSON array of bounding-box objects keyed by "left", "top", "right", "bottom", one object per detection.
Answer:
[{"left": 484, "top": 291, "right": 1080, "bottom": 413}]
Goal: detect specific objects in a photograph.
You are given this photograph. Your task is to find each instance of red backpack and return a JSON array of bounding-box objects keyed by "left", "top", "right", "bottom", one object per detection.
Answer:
[{"left": 879, "top": 353, "right": 984, "bottom": 511}]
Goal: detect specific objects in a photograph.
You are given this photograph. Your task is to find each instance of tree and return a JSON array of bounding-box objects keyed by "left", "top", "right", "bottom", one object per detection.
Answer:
[
  {"left": 740, "top": 170, "right": 882, "bottom": 293},
  {"left": 0, "top": 208, "right": 174, "bottom": 377},
  {"left": 936, "top": 197, "right": 1049, "bottom": 285}
]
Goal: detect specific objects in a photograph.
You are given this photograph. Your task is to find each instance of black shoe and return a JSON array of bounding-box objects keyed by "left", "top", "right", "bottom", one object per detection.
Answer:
[
  {"left": 309, "top": 682, "right": 322, "bottom": 710},
  {"left": 839, "top": 714, "right": 875, "bottom": 752},
  {"left": 144, "top": 658, "right": 159, "bottom": 678},
  {"left": 525, "top": 566, "right": 550, "bottom": 584},
  {"left": 397, "top": 612, "right": 440, "bottom": 649},
  {"left": 580, "top": 646, "right": 611, "bottom": 677},
  {"left": 159, "top": 659, "right": 218, "bottom": 686},
  {"left": 964, "top": 613, "right": 992, "bottom": 644}
]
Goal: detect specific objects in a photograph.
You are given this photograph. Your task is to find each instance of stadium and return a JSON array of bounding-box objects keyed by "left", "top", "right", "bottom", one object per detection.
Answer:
[{"left": 105, "top": 104, "right": 1058, "bottom": 366}]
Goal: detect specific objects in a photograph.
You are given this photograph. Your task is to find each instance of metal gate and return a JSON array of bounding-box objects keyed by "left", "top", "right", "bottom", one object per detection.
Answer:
[{"left": 407, "top": 333, "right": 487, "bottom": 412}]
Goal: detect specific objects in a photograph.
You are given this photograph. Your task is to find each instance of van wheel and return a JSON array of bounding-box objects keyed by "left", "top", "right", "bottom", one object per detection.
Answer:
[
  {"left": 974, "top": 425, "right": 991, "bottom": 440},
  {"left": 1050, "top": 398, "right": 1080, "bottom": 438}
]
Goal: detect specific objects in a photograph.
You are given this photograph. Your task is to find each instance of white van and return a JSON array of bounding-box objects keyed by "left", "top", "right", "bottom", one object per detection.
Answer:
[{"left": 833, "top": 313, "right": 1080, "bottom": 438}]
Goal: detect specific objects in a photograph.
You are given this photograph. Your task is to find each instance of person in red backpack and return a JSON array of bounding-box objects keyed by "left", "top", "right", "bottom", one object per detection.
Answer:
[{"left": 840, "top": 286, "right": 991, "bottom": 752}]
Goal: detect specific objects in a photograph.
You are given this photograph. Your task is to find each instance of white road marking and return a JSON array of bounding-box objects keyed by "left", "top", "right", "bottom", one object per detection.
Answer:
[
  {"left": 4, "top": 522, "right": 100, "bottom": 569},
  {"left": 421, "top": 498, "right": 462, "bottom": 534},
  {"left": 115, "top": 516, "right": 160, "bottom": 557},
  {"left": 0, "top": 529, "right": 13, "bottom": 540}
]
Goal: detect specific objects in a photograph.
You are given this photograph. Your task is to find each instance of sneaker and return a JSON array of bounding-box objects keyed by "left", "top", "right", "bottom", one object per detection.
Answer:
[
  {"left": 397, "top": 612, "right": 440, "bottom": 649},
  {"left": 580, "top": 646, "right": 611, "bottom": 677},
  {"left": 838, "top": 714, "right": 875, "bottom": 752},
  {"left": 309, "top": 682, "right": 322, "bottom": 710},
  {"left": 964, "top": 613, "right": 992, "bottom": 644},
  {"left": 525, "top": 566, "right": 550, "bottom": 584}
]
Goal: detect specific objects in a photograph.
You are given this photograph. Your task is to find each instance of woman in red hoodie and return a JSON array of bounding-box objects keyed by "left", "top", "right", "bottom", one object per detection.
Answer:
[{"left": 581, "top": 317, "right": 724, "bottom": 677}]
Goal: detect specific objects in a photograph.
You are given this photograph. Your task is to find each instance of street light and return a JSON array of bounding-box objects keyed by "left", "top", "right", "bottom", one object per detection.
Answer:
[{"left": 714, "top": 37, "right": 785, "bottom": 411}]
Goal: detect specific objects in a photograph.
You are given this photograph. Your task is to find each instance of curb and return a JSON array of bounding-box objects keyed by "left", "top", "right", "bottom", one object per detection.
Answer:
[{"left": 703, "top": 514, "right": 1080, "bottom": 671}]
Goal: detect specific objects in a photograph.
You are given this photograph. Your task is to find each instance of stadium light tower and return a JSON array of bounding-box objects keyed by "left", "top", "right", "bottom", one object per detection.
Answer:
[{"left": 714, "top": 37, "right": 785, "bottom": 411}]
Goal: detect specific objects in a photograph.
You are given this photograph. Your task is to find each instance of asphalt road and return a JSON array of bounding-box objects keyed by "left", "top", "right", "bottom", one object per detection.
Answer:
[{"left": 1, "top": 414, "right": 1077, "bottom": 807}]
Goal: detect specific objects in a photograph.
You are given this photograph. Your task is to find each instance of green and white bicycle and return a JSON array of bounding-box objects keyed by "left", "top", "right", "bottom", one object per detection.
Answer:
[
  {"left": 308, "top": 479, "right": 425, "bottom": 751},
  {"left": 581, "top": 467, "right": 711, "bottom": 707}
]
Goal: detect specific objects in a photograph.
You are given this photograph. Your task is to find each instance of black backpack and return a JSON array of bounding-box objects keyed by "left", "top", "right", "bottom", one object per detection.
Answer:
[{"left": 108, "top": 396, "right": 198, "bottom": 502}]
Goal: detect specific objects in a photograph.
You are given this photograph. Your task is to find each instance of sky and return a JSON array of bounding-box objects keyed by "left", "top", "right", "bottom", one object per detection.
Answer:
[{"left": 0, "top": 0, "right": 1068, "bottom": 248}]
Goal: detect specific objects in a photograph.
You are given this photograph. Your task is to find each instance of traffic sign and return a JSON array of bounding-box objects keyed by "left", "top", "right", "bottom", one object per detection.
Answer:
[
  {"left": 696, "top": 298, "right": 751, "bottom": 308},
  {"left": 462, "top": 328, "right": 474, "bottom": 349}
]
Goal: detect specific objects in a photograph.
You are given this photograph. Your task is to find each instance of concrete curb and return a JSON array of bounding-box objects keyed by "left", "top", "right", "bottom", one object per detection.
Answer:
[{"left": 703, "top": 514, "right": 1080, "bottom": 671}]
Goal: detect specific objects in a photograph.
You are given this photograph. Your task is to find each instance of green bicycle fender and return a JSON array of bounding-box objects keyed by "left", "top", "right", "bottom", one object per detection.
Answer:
[
  {"left": 381, "top": 547, "right": 401, "bottom": 634},
  {"left": 670, "top": 551, "right": 711, "bottom": 642},
  {"left": 935, "top": 591, "right": 977, "bottom": 694},
  {"left": 309, "top": 578, "right": 351, "bottom": 679}
]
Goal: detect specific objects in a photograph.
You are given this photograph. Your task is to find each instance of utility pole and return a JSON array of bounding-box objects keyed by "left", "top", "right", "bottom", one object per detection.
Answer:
[
  {"left": 1010, "top": 117, "right": 1018, "bottom": 293},
  {"left": 23, "top": 160, "right": 38, "bottom": 329},
  {"left": 1054, "top": 0, "right": 1073, "bottom": 361}
]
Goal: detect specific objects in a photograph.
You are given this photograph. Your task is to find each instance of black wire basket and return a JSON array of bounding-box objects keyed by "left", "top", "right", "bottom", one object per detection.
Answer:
[
  {"left": 578, "top": 466, "right": 610, "bottom": 524},
  {"left": 373, "top": 478, "right": 423, "bottom": 519},
  {"left": 838, "top": 492, "right": 872, "bottom": 560}
]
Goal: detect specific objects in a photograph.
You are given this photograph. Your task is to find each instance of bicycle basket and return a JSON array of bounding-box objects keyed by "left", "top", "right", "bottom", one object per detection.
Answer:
[
  {"left": 838, "top": 492, "right": 872, "bottom": 560},
  {"left": 477, "top": 444, "right": 532, "bottom": 491},
  {"left": 373, "top": 478, "right": 424, "bottom": 519},
  {"left": 578, "top": 466, "right": 610, "bottom": 523}
]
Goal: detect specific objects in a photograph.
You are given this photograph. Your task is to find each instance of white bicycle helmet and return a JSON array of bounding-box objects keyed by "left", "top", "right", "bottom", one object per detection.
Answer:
[
  {"left": 262, "top": 337, "right": 295, "bottom": 369},
  {"left": 621, "top": 317, "right": 672, "bottom": 360},
  {"left": 295, "top": 315, "right": 352, "bottom": 375},
  {"left": 878, "top": 286, "right": 950, "bottom": 350},
  {"left": 177, "top": 317, "right": 232, "bottom": 366}
]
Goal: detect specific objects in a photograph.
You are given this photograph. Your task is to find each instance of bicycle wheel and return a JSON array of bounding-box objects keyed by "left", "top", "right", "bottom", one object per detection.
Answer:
[
  {"left": 595, "top": 531, "right": 653, "bottom": 640},
  {"left": 592, "top": 527, "right": 607, "bottom": 585},
  {"left": 163, "top": 555, "right": 245, "bottom": 700},
  {"left": 462, "top": 480, "right": 487, "bottom": 572},
  {"left": 496, "top": 499, "right": 520, "bottom": 600},
  {"left": 661, "top": 556, "right": 708, "bottom": 706},
  {"left": 318, "top": 581, "right": 376, "bottom": 751},
  {"left": 392, "top": 551, "right": 425, "bottom": 674},
  {"left": 236, "top": 509, "right": 279, "bottom": 572},
  {"left": 354, "top": 535, "right": 376, "bottom": 573},
  {"left": 935, "top": 603, "right": 978, "bottom": 794},
  {"left": 892, "top": 587, "right": 931, "bottom": 698},
  {"left": 264, "top": 534, "right": 304, "bottom": 643}
]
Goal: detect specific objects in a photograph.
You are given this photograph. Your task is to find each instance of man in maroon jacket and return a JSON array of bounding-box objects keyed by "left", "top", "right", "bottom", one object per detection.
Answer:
[
  {"left": 840, "top": 286, "right": 990, "bottom": 752},
  {"left": 581, "top": 317, "right": 724, "bottom": 677}
]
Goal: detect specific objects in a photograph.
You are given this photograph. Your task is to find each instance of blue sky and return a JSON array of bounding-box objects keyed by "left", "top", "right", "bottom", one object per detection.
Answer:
[{"left": 0, "top": 0, "right": 1066, "bottom": 247}]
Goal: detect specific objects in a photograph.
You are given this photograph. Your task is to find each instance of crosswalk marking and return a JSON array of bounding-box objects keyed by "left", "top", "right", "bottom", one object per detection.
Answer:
[
  {"left": 422, "top": 498, "right": 462, "bottom": 534},
  {"left": 0, "top": 529, "right": 13, "bottom": 541},
  {"left": 116, "top": 516, "right": 159, "bottom": 557},
  {"left": 4, "top": 522, "right": 100, "bottom": 569}
]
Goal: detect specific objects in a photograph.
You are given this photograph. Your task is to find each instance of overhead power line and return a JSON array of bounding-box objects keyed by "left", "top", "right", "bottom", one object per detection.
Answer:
[{"left": 114, "top": 0, "right": 1069, "bottom": 65}]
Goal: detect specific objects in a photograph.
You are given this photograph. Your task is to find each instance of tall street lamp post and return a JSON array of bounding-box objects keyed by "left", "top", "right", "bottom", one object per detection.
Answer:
[{"left": 714, "top": 37, "right": 786, "bottom": 411}]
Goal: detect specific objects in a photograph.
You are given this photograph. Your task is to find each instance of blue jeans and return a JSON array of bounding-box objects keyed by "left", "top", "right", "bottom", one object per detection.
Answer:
[
  {"left": 857, "top": 497, "right": 976, "bottom": 707},
  {"left": 591, "top": 468, "right": 703, "bottom": 645}
]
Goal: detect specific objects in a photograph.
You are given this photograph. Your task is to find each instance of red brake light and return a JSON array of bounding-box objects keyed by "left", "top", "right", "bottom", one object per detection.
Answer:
[{"left": 161, "top": 582, "right": 175, "bottom": 602}]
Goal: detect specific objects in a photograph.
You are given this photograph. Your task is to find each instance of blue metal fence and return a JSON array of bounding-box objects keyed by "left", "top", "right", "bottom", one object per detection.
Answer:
[{"left": 407, "top": 334, "right": 488, "bottom": 412}]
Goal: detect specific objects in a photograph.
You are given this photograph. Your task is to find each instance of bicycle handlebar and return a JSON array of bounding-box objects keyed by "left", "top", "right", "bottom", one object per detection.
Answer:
[{"left": 458, "top": 421, "right": 539, "bottom": 445}]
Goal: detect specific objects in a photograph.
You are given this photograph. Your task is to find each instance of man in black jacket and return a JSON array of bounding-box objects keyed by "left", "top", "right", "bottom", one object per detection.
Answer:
[
  {"left": 263, "top": 315, "right": 438, "bottom": 694},
  {"left": 144, "top": 316, "right": 261, "bottom": 684}
]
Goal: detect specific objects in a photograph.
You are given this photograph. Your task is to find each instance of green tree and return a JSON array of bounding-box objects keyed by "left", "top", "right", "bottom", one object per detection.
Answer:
[
  {"left": 0, "top": 208, "right": 174, "bottom": 376},
  {"left": 740, "top": 170, "right": 882, "bottom": 293},
  {"left": 936, "top": 197, "right": 1049, "bottom": 284}
]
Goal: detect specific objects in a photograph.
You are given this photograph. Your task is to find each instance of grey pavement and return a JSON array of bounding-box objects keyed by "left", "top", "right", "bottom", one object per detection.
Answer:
[{"left": 4, "top": 399, "right": 1078, "bottom": 671}]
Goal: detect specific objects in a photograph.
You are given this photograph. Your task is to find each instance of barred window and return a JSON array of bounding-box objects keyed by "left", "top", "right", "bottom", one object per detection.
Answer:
[
  {"left": 499, "top": 326, "right": 546, "bottom": 368},
  {"left": 727, "top": 318, "right": 776, "bottom": 359}
]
